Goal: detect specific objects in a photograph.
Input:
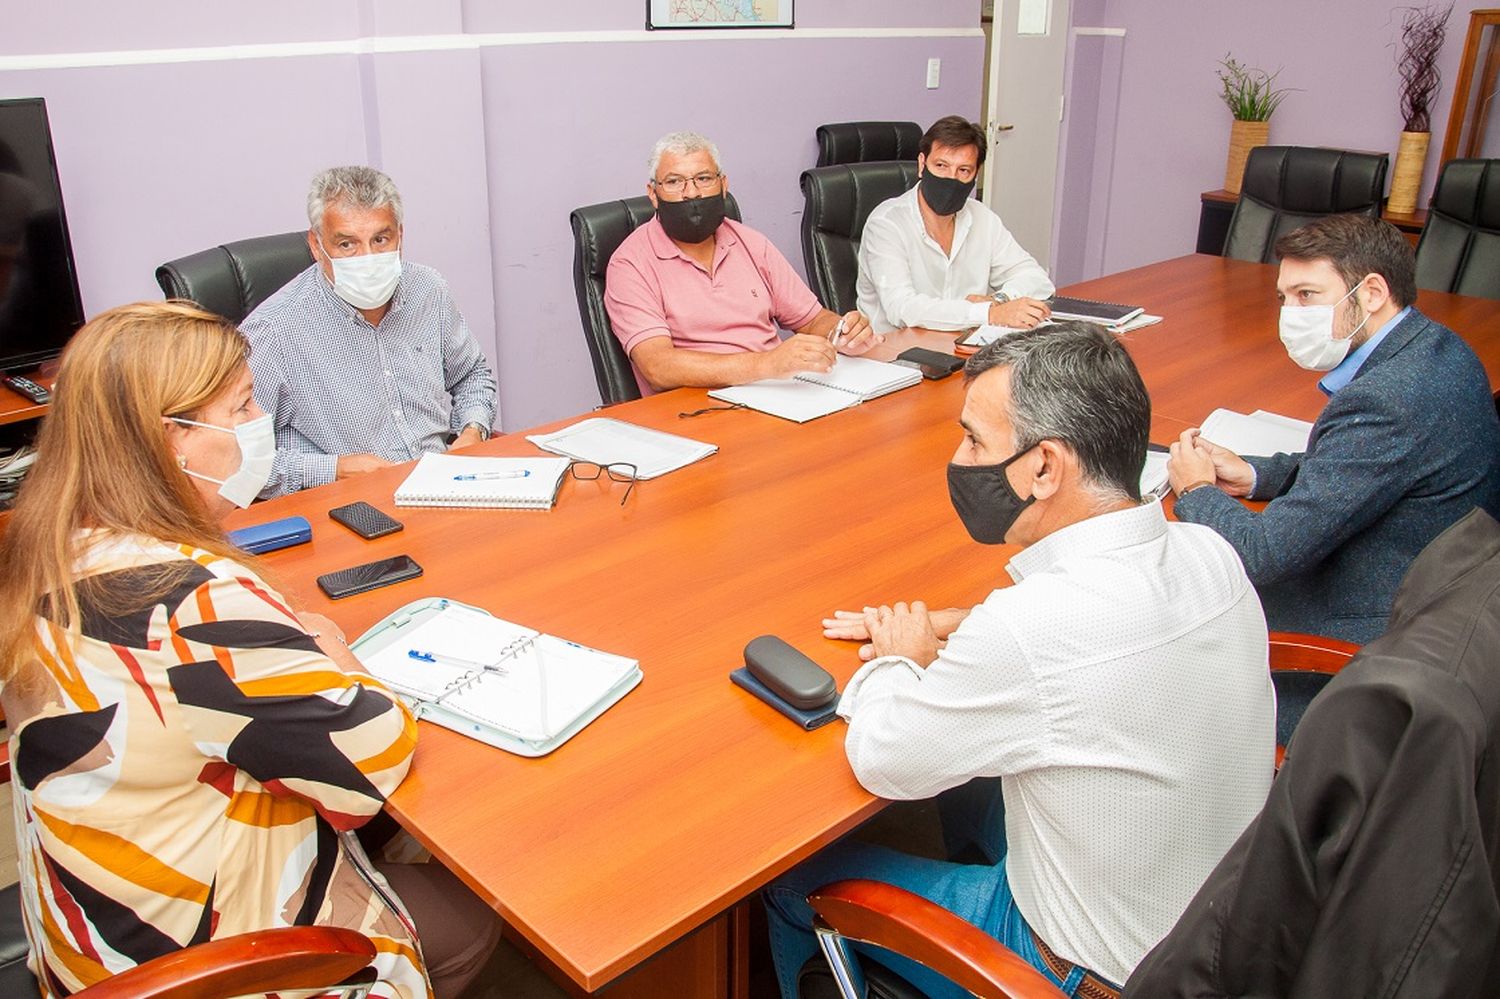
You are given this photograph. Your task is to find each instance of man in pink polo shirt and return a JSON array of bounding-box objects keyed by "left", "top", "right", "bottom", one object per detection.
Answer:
[{"left": 604, "top": 131, "right": 881, "bottom": 395}]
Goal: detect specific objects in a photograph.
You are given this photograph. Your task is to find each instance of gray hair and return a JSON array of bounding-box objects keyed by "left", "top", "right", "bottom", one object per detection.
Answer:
[
  {"left": 964, "top": 322, "right": 1151, "bottom": 502},
  {"left": 648, "top": 131, "right": 723, "bottom": 180},
  {"left": 306, "top": 166, "right": 404, "bottom": 230}
]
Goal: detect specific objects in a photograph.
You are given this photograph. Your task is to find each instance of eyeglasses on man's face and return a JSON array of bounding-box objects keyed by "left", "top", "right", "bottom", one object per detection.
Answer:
[
  {"left": 652, "top": 172, "right": 723, "bottom": 197},
  {"left": 568, "top": 461, "right": 638, "bottom": 505}
]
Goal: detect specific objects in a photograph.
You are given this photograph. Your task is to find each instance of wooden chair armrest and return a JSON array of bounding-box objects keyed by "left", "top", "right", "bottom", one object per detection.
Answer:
[
  {"left": 74, "top": 926, "right": 377, "bottom": 999},
  {"left": 1268, "top": 631, "right": 1360, "bottom": 673},
  {"left": 808, "top": 879, "right": 1067, "bottom": 999}
]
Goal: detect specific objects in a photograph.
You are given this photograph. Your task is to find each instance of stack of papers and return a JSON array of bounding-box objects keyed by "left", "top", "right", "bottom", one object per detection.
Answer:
[
  {"left": 1199, "top": 408, "right": 1314, "bottom": 457},
  {"left": 958, "top": 314, "right": 1163, "bottom": 352},
  {"left": 707, "top": 355, "right": 921, "bottom": 423},
  {"left": 527, "top": 418, "right": 716, "bottom": 479},
  {"left": 1138, "top": 409, "right": 1313, "bottom": 498}
]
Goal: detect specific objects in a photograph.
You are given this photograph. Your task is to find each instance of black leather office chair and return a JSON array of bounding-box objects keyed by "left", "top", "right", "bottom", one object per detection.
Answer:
[
  {"left": 815, "top": 122, "right": 924, "bottom": 167},
  {"left": 569, "top": 193, "right": 742, "bottom": 407},
  {"left": 0, "top": 885, "right": 33, "bottom": 998},
  {"left": 1223, "top": 147, "right": 1389, "bottom": 264},
  {"left": 155, "top": 231, "right": 314, "bottom": 324},
  {"left": 799, "top": 162, "right": 920, "bottom": 315},
  {"left": 1415, "top": 158, "right": 1500, "bottom": 300}
]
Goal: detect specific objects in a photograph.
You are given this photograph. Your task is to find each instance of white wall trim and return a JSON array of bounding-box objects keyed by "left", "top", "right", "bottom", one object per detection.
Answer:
[
  {"left": 0, "top": 26, "right": 984, "bottom": 72},
  {"left": 1071, "top": 27, "right": 1126, "bottom": 37}
]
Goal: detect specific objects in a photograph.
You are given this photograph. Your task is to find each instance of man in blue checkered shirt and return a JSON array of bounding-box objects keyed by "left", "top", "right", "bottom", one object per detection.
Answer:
[{"left": 241, "top": 166, "right": 498, "bottom": 497}]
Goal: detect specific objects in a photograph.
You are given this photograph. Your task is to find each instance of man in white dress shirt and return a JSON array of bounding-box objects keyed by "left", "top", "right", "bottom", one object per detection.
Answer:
[
  {"left": 855, "top": 115, "right": 1056, "bottom": 334},
  {"left": 763, "top": 322, "right": 1275, "bottom": 998}
]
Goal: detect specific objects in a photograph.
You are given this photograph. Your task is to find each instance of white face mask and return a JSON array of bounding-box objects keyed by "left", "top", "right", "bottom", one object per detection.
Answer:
[
  {"left": 318, "top": 237, "right": 402, "bottom": 311},
  {"left": 173, "top": 414, "right": 275, "bottom": 508},
  {"left": 1278, "top": 279, "right": 1371, "bottom": 371}
]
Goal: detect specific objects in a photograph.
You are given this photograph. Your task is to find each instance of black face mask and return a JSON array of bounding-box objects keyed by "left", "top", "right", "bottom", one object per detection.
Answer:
[
  {"left": 946, "top": 445, "right": 1037, "bottom": 544},
  {"left": 656, "top": 194, "right": 726, "bottom": 244},
  {"left": 919, "top": 171, "right": 975, "bottom": 216}
]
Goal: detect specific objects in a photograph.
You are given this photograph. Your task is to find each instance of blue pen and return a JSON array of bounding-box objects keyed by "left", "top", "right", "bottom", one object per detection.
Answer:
[
  {"left": 408, "top": 649, "right": 507, "bottom": 673},
  {"left": 453, "top": 470, "right": 530, "bottom": 481}
]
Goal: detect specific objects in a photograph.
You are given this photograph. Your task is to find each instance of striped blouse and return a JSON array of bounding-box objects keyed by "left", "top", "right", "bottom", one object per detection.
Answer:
[{"left": 3, "top": 534, "right": 429, "bottom": 997}]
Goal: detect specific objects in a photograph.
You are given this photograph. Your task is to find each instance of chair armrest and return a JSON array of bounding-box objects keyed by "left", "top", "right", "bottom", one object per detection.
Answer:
[
  {"left": 1268, "top": 631, "right": 1360, "bottom": 673},
  {"left": 808, "top": 880, "right": 1067, "bottom": 999},
  {"left": 74, "top": 926, "right": 377, "bottom": 999}
]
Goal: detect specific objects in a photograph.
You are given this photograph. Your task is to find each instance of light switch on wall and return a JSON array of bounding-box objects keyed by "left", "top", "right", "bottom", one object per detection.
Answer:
[{"left": 926, "top": 57, "right": 941, "bottom": 89}]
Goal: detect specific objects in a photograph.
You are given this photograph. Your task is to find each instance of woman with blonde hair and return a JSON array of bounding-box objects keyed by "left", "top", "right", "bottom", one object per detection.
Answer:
[{"left": 0, "top": 302, "right": 497, "bottom": 997}]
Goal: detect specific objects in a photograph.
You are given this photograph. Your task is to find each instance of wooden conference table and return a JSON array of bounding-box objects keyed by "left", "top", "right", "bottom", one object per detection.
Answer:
[{"left": 225, "top": 253, "right": 1500, "bottom": 996}]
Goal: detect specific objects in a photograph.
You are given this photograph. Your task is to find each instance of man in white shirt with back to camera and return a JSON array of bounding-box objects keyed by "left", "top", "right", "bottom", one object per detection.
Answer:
[
  {"left": 856, "top": 115, "right": 1056, "bottom": 334},
  {"left": 762, "top": 322, "right": 1275, "bottom": 999}
]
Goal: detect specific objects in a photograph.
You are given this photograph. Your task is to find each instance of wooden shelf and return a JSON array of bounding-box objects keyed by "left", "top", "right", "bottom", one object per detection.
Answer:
[{"left": 0, "top": 366, "right": 56, "bottom": 427}]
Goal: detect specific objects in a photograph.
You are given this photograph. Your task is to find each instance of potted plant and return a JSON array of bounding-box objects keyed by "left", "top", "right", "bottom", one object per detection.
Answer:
[
  {"left": 1217, "top": 55, "right": 1297, "bottom": 195},
  {"left": 1388, "top": 2, "right": 1454, "bottom": 215}
]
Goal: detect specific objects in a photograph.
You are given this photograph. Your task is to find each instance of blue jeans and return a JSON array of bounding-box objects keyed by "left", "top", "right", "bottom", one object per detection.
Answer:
[{"left": 762, "top": 839, "right": 1092, "bottom": 999}]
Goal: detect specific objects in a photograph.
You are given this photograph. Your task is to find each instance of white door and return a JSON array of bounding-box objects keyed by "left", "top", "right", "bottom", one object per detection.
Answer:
[{"left": 982, "top": 0, "right": 1071, "bottom": 271}]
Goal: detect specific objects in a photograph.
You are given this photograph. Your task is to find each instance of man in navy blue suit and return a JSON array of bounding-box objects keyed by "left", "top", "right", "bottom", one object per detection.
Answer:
[{"left": 1167, "top": 214, "right": 1500, "bottom": 644}]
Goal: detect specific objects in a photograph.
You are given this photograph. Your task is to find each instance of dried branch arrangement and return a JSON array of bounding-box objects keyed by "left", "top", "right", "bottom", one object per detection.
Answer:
[{"left": 1395, "top": 2, "right": 1454, "bottom": 132}]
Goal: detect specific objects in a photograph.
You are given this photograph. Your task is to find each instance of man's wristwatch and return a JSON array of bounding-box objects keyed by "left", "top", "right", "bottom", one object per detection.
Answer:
[
  {"left": 992, "top": 292, "right": 1012, "bottom": 305},
  {"left": 463, "top": 422, "right": 490, "bottom": 441}
]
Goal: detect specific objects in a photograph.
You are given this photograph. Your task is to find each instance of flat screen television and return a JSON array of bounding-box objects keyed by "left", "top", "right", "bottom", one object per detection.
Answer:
[{"left": 0, "top": 97, "right": 84, "bottom": 374}]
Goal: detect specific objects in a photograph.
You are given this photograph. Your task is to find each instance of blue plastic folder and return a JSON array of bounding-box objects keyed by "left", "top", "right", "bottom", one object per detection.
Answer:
[
  {"left": 730, "top": 666, "right": 840, "bottom": 730},
  {"left": 227, "top": 515, "right": 312, "bottom": 554}
]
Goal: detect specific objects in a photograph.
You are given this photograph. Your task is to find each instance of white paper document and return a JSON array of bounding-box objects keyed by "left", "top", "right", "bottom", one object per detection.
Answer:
[
  {"left": 1140, "top": 450, "right": 1171, "bottom": 499},
  {"left": 1199, "top": 408, "right": 1314, "bottom": 458},
  {"left": 527, "top": 418, "right": 717, "bottom": 480}
]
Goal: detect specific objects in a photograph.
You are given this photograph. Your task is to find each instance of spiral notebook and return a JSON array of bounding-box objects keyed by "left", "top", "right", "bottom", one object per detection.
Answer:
[
  {"left": 706, "top": 355, "right": 921, "bottom": 423},
  {"left": 393, "top": 454, "right": 571, "bottom": 508},
  {"left": 1047, "top": 295, "right": 1144, "bottom": 325},
  {"left": 352, "top": 598, "right": 642, "bottom": 757}
]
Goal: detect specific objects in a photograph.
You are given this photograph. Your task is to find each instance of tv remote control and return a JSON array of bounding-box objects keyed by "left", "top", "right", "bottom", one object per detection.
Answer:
[{"left": 2, "top": 374, "right": 50, "bottom": 404}]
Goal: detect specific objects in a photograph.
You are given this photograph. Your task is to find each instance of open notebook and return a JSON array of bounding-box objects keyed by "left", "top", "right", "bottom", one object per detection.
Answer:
[
  {"left": 352, "top": 598, "right": 642, "bottom": 757},
  {"left": 706, "top": 355, "right": 921, "bottom": 423},
  {"left": 526, "top": 418, "right": 716, "bottom": 479},
  {"left": 393, "top": 453, "right": 571, "bottom": 509}
]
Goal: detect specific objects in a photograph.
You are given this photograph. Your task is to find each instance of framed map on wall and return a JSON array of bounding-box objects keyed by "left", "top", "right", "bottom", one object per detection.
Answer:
[{"left": 646, "top": 0, "right": 794, "bottom": 30}]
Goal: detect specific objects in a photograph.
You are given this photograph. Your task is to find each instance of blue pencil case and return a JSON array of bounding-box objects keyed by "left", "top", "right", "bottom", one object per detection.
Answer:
[
  {"left": 730, "top": 666, "right": 840, "bottom": 730},
  {"left": 228, "top": 515, "right": 313, "bottom": 554}
]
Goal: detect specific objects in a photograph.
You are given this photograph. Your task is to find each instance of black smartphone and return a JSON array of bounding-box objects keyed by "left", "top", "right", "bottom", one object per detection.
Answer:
[
  {"left": 317, "top": 555, "right": 423, "bottom": 600},
  {"left": 894, "top": 347, "right": 965, "bottom": 380},
  {"left": 329, "top": 501, "right": 404, "bottom": 540}
]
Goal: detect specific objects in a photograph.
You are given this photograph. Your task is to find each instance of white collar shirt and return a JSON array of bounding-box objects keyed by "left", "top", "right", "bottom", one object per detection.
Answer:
[
  {"left": 838, "top": 500, "right": 1275, "bottom": 985},
  {"left": 855, "top": 185, "right": 1055, "bottom": 333}
]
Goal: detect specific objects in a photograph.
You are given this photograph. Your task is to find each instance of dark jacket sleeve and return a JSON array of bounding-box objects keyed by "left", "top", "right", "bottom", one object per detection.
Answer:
[
  {"left": 1124, "top": 657, "right": 1493, "bottom": 999},
  {"left": 1246, "top": 451, "right": 1301, "bottom": 499}
]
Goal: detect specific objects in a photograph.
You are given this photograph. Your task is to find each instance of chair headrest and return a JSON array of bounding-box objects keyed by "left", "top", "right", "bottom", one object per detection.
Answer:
[
  {"left": 815, "top": 121, "right": 924, "bottom": 166},
  {"left": 800, "top": 162, "right": 920, "bottom": 240}
]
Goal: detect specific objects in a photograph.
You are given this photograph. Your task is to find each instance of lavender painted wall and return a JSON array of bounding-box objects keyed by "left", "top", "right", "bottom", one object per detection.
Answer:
[
  {"left": 1067, "top": 1, "right": 1489, "bottom": 276},
  {"left": 0, "top": 1, "right": 983, "bottom": 429},
  {"left": 0, "top": 57, "right": 368, "bottom": 311}
]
